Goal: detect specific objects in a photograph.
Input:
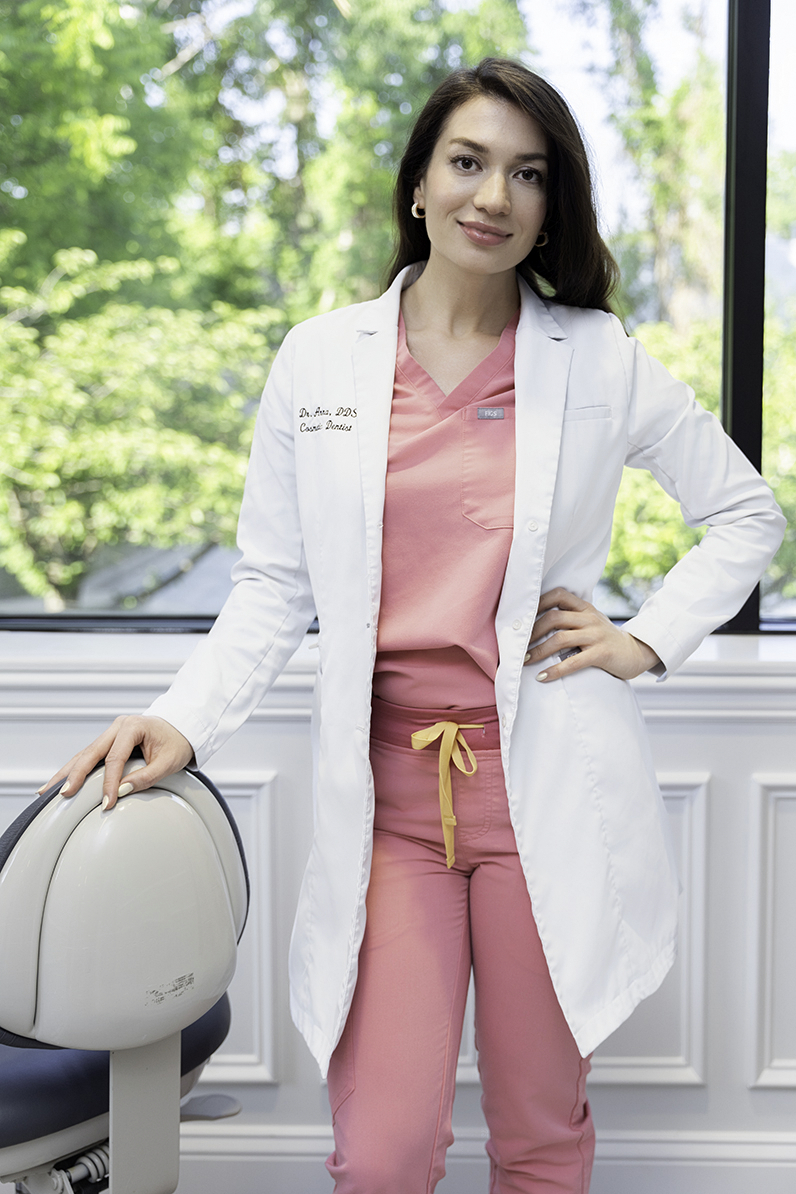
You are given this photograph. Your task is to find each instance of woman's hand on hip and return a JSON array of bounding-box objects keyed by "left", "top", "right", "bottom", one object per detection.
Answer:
[
  {"left": 523, "top": 587, "right": 661, "bottom": 682},
  {"left": 38, "top": 715, "right": 195, "bottom": 810}
]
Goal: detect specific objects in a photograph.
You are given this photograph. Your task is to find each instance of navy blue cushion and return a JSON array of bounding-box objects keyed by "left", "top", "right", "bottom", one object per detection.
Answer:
[{"left": 0, "top": 994, "right": 230, "bottom": 1149}]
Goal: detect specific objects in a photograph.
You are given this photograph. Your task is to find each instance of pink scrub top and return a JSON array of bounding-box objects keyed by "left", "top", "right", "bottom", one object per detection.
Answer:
[{"left": 372, "top": 309, "right": 518, "bottom": 710}]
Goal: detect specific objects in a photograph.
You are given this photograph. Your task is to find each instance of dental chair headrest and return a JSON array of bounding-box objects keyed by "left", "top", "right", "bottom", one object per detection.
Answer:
[{"left": 0, "top": 763, "right": 248, "bottom": 1052}]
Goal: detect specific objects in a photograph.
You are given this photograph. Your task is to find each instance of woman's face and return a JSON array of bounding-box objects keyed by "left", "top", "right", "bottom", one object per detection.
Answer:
[{"left": 413, "top": 95, "right": 549, "bottom": 280}]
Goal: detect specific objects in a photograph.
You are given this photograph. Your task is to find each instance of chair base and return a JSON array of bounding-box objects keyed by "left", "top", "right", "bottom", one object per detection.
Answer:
[
  {"left": 14, "top": 1142, "right": 110, "bottom": 1193},
  {"left": 0, "top": 1115, "right": 109, "bottom": 1184}
]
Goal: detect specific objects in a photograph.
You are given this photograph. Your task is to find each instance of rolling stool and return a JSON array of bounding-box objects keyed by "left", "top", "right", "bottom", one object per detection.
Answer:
[{"left": 0, "top": 761, "right": 249, "bottom": 1194}]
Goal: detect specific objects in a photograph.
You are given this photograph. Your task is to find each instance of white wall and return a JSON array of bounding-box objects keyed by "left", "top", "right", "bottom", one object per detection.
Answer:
[{"left": 3, "top": 630, "right": 796, "bottom": 1192}]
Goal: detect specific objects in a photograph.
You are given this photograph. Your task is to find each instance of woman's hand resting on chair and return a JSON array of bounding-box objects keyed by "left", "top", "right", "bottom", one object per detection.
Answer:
[{"left": 39, "top": 716, "right": 194, "bottom": 810}]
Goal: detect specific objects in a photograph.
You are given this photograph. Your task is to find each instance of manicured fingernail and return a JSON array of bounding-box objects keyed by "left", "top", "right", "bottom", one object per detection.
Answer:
[
  {"left": 102, "top": 795, "right": 111, "bottom": 811},
  {"left": 536, "top": 671, "right": 548, "bottom": 682},
  {"left": 118, "top": 782, "right": 134, "bottom": 798},
  {"left": 59, "top": 781, "right": 71, "bottom": 796}
]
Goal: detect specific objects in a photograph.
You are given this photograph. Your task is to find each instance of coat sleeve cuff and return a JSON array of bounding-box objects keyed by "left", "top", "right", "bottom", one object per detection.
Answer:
[
  {"left": 622, "top": 614, "right": 687, "bottom": 682},
  {"left": 142, "top": 697, "right": 213, "bottom": 769}
]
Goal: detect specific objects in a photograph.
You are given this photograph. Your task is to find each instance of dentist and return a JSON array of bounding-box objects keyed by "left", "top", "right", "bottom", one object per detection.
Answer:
[{"left": 45, "top": 58, "right": 785, "bottom": 1193}]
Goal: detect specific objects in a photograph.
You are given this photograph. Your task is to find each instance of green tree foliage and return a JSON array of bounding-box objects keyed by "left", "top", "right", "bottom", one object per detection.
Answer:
[
  {"left": 605, "top": 318, "right": 720, "bottom": 604},
  {"left": 569, "top": 0, "right": 724, "bottom": 327},
  {"left": 763, "top": 315, "right": 796, "bottom": 603},
  {"left": 1, "top": 0, "right": 792, "bottom": 613},
  {"left": 569, "top": 0, "right": 792, "bottom": 610},
  {"left": 0, "top": 235, "right": 279, "bottom": 607},
  {"left": 0, "top": 0, "right": 200, "bottom": 292},
  {"left": 0, "top": 0, "right": 530, "bottom": 608},
  {"left": 763, "top": 152, "right": 796, "bottom": 608},
  {"left": 767, "top": 151, "right": 796, "bottom": 241},
  {"left": 156, "top": 0, "right": 528, "bottom": 318},
  {"left": 296, "top": 0, "right": 528, "bottom": 315}
]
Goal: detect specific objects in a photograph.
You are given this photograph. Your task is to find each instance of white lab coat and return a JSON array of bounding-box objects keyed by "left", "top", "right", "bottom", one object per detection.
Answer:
[{"left": 148, "top": 264, "right": 785, "bottom": 1076}]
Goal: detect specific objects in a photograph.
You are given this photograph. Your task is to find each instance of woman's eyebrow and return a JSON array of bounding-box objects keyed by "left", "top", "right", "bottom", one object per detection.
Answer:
[{"left": 448, "top": 137, "right": 549, "bottom": 163}]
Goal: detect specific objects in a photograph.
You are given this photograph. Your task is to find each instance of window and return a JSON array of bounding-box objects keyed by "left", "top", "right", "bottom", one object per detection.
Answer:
[
  {"left": 0, "top": 0, "right": 784, "bottom": 631},
  {"left": 762, "top": 0, "right": 796, "bottom": 625},
  {"left": 528, "top": 0, "right": 729, "bottom": 619}
]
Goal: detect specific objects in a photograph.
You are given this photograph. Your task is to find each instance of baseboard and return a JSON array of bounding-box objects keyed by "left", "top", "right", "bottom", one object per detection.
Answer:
[
  {"left": 7, "top": 1127, "right": 796, "bottom": 1194},
  {"left": 175, "top": 1122, "right": 796, "bottom": 1194},
  {"left": 180, "top": 1121, "right": 796, "bottom": 1163}
]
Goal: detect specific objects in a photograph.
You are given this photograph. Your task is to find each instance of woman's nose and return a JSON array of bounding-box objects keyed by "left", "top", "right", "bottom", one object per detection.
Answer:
[{"left": 474, "top": 171, "right": 510, "bottom": 214}]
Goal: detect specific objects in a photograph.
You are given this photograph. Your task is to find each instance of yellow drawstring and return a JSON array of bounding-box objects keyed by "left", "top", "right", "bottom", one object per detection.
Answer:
[{"left": 410, "top": 722, "right": 483, "bottom": 868}]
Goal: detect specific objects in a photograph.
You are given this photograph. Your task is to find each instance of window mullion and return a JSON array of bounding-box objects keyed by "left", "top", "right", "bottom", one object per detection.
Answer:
[{"left": 719, "top": 0, "right": 771, "bottom": 633}]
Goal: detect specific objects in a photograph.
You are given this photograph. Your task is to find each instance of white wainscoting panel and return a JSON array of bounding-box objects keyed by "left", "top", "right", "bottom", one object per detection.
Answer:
[
  {"left": 455, "top": 773, "right": 710, "bottom": 1087},
  {"left": 197, "top": 771, "right": 277, "bottom": 1085},
  {"left": 4, "top": 633, "right": 796, "bottom": 1194},
  {"left": 175, "top": 1124, "right": 796, "bottom": 1194},
  {"left": 749, "top": 775, "right": 796, "bottom": 1088},
  {"left": 590, "top": 774, "right": 708, "bottom": 1085}
]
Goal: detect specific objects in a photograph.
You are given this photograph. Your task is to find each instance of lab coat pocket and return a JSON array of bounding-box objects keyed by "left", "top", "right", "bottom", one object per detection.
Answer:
[
  {"left": 563, "top": 404, "right": 613, "bottom": 422},
  {"left": 559, "top": 665, "right": 680, "bottom": 938},
  {"left": 460, "top": 405, "right": 516, "bottom": 529}
]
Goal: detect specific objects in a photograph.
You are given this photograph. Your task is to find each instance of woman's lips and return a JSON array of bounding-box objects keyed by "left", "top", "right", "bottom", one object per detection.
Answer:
[{"left": 458, "top": 221, "right": 511, "bottom": 247}]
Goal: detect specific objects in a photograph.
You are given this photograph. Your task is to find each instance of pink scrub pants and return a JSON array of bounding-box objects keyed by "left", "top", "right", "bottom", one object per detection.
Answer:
[{"left": 326, "top": 699, "right": 595, "bottom": 1193}]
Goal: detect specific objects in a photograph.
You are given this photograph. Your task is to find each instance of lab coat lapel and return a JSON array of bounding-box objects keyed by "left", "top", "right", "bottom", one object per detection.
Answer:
[
  {"left": 351, "top": 272, "right": 405, "bottom": 610},
  {"left": 349, "top": 268, "right": 572, "bottom": 635},
  {"left": 497, "top": 283, "right": 573, "bottom": 660}
]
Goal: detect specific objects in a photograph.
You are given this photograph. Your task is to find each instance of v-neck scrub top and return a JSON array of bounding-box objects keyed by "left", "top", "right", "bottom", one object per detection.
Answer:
[{"left": 373, "top": 310, "right": 519, "bottom": 710}]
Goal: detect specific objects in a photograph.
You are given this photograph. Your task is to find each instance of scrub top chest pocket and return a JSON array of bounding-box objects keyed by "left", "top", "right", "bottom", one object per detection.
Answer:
[{"left": 461, "top": 405, "right": 516, "bottom": 530}]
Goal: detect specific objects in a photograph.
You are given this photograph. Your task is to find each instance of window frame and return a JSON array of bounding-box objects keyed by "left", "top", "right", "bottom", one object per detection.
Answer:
[
  {"left": 2, "top": 0, "right": 783, "bottom": 634},
  {"left": 719, "top": 0, "right": 773, "bottom": 633}
]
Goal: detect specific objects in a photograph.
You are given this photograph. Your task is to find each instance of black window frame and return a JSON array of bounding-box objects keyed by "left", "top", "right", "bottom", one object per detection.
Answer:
[
  {"left": 2, "top": 0, "right": 784, "bottom": 635},
  {"left": 719, "top": 0, "right": 773, "bottom": 633}
]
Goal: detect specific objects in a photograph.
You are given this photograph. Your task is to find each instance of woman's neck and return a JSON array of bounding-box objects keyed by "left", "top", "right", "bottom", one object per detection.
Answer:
[{"left": 401, "top": 252, "right": 520, "bottom": 339}]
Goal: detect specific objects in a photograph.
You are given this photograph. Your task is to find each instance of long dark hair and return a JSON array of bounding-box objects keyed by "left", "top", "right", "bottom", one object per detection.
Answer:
[{"left": 387, "top": 58, "right": 619, "bottom": 314}]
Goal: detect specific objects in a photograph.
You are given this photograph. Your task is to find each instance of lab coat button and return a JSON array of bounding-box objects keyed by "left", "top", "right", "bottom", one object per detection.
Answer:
[
  {"left": 501, "top": 715, "right": 507, "bottom": 728},
  {"left": 512, "top": 619, "right": 523, "bottom": 631},
  {"left": 527, "top": 520, "right": 539, "bottom": 532}
]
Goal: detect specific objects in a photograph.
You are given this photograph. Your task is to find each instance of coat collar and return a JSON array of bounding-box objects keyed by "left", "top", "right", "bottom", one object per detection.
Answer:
[{"left": 354, "top": 263, "right": 569, "bottom": 342}]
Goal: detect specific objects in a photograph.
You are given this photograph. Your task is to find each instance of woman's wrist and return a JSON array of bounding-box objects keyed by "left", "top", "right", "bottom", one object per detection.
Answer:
[{"left": 628, "top": 634, "right": 661, "bottom": 675}]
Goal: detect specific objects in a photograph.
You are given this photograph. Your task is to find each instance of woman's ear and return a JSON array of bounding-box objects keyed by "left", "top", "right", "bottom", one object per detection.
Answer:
[{"left": 413, "top": 181, "right": 425, "bottom": 208}]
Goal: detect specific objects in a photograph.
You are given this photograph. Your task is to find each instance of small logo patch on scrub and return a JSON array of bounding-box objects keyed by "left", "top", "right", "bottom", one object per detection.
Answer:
[{"left": 477, "top": 407, "right": 504, "bottom": 419}]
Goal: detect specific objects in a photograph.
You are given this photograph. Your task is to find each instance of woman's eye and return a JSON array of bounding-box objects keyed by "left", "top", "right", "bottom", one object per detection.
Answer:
[
  {"left": 454, "top": 156, "right": 477, "bottom": 170},
  {"left": 518, "top": 167, "right": 543, "bottom": 184}
]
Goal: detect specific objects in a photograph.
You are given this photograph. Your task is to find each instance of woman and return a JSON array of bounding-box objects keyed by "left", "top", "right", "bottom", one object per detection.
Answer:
[{"left": 46, "top": 59, "right": 784, "bottom": 1192}]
